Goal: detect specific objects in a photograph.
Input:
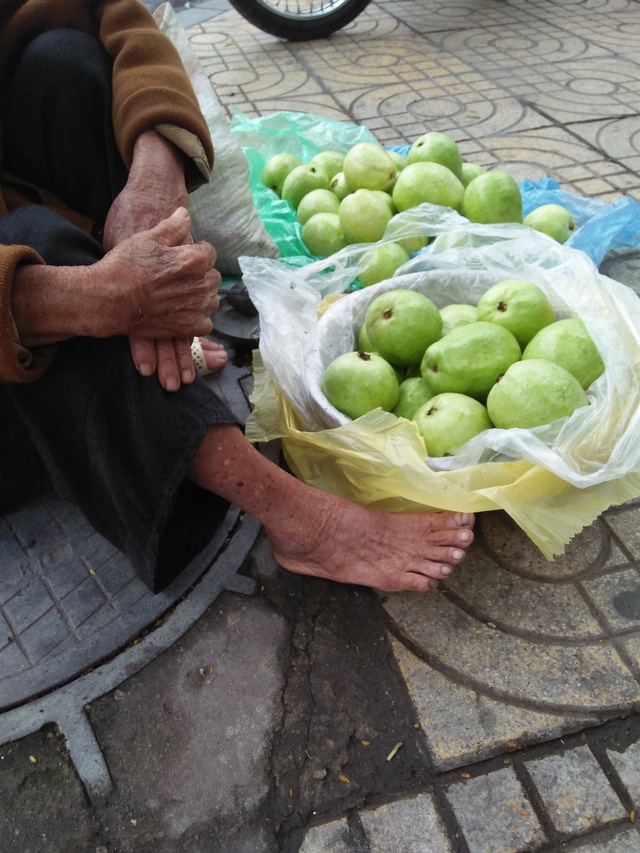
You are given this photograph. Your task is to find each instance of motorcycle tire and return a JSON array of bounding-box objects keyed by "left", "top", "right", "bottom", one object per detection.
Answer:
[{"left": 227, "top": 0, "right": 373, "bottom": 41}]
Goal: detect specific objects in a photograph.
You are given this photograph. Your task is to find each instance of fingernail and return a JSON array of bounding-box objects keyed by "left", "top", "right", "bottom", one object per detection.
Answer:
[
  {"left": 459, "top": 531, "right": 472, "bottom": 544},
  {"left": 164, "top": 376, "right": 179, "bottom": 392},
  {"left": 138, "top": 362, "right": 153, "bottom": 377},
  {"left": 181, "top": 369, "right": 194, "bottom": 384}
]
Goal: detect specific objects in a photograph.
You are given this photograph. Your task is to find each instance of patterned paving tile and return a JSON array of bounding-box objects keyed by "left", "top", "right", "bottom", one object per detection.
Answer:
[
  {"left": 426, "top": 24, "right": 610, "bottom": 73},
  {"left": 390, "top": 636, "right": 594, "bottom": 771},
  {"left": 375, "top": 0, "right": 537, "bottom": 33},
  {"left": 566, "top": 117, "right": 640, "bottom": 184},
  {"left": 381, "top": 508, "right": 640, "bottom": 771},
  {"left": 187, "top": 2, "right": 640, "bottom": 202}
]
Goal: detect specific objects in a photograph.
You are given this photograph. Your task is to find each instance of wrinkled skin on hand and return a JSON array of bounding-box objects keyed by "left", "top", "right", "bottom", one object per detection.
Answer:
[
  {"left": 99, "top": 209, "right": 219, "bottom": 338},
  {"left": 103, "top": 129, "right": 221, "bottom": 390}
]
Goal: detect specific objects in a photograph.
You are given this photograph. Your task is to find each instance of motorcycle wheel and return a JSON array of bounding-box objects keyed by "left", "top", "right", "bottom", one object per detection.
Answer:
[{"left": 227, "top": 0, "right": 373, "bottom": 40}]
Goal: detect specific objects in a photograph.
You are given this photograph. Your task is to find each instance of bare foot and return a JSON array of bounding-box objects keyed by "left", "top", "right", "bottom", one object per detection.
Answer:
[
  {"left": 266, "top": 491, "right": 475, "bottom": 593},
  {"left": 193, "top": 336, "right": 228, "bottom": 375},
  {"left": 188, "top": 423, "right": 474, "bottom": 594}
]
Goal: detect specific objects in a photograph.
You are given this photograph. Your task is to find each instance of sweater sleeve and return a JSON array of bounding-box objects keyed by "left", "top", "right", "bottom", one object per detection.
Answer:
[
  {"left": 95, "top": 0, "right": 214, "bottom": 179},
  {"left": 0, "top": 246, "right": 55, "bottom": 383}
]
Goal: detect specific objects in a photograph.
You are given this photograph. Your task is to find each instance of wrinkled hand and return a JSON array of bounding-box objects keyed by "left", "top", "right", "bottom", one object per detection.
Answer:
[
  {"left": 103, "top": 143, "right": 189, "bottom": 251},
  {"left": 103, "top": 130, "right": 216, "bottom": 390},
  {"left": 95, "top": 207, "right": 221, "bottom": 388}
]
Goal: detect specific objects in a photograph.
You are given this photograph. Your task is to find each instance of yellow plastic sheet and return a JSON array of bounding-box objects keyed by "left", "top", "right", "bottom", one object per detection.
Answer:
[{"left": 248, "top": 351, "right": 640, "bottom": 559}]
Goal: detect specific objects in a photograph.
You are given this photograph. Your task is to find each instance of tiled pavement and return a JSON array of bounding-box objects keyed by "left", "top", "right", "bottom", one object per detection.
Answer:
[{"left": 2, "top": 0, "right": 640, "bottom": 851}]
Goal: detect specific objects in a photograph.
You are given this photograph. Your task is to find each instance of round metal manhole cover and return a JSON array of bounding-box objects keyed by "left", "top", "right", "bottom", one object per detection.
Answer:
[{"left": 0, "top": 334, "right": 260, "bottom": 715}]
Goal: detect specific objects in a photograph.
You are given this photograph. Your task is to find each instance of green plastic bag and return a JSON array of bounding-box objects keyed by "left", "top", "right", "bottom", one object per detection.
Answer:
[{"left": 230, "top": 109, "right": 379, "bottom": 266}]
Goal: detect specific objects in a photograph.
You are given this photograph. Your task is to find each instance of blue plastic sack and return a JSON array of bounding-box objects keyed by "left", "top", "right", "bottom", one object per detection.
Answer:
[
  {"left": 520, "top": 178, "right": 640, "bottom": 268},
  {"left": 388, "top": 145, "right": 640, "bottom": 269}
]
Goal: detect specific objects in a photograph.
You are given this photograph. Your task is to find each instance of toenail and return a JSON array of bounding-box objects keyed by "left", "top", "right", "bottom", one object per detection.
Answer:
[
  {"left": 459, "top": 531, "right": 471, "bottom": 543},
  {"left": 440, "top": 565, "right": 453, "bottom": 576},
  {"left": 452, "top": 549, "right": 464, "bottom": 561}
]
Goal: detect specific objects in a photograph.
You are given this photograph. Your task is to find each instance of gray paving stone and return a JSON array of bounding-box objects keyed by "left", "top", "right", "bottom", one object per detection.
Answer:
[
  {"left": 445, "top": 547, "right": 605, "bottom": 639},
  {"left": 478, "top": 513, "right": 612, "bottom": 580},
  {"left": 445, "top": 766, "right": 545, "bottom": 853},
  {"left": 383, "top": 586, "right": 640, "bottom": 714},
  {"left": 566, "top": 825, "right": 640, "bottom": 852},
  {"left": 606, "top": 739, "right": 640, "bottom": 806},
  {"left": 391, "top": 637, "right": 593, "bottom": 771},
  {"left": 0, "top": 728, "right": 102, "bottom": 852},
  {"left": 605, "top": 507, "right": 640, "bottom": 562},
  {"left": 359, "top": 793, "right": 452, "bottom": 853},
  {"left": 298, "top": 818, "right": 352, "bottom": 853},
  {"left": 88, "top": 595, "right": 288, "bottom": 852},
  {"left": 526, "top": 746, "right": 627, "bottom": 835},
  {"left": 582, "top": 569, "right": 640, "bottom": 630}
]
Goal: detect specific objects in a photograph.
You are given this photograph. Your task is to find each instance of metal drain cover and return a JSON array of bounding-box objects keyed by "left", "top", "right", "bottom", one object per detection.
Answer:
[{"left": 0, "top": 334, "right": 265, "bottom": 801}]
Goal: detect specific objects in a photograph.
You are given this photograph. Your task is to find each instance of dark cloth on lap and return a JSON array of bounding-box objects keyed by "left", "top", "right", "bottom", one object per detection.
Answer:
[{"left": 1, "top": 330, "right": 237, "bottom": 592}]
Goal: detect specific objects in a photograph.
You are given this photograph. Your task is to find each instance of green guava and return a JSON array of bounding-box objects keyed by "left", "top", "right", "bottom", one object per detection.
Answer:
[
  {"left": 296, "top": 188, "right": 341, "bottom": 225},
  {"left": 523, "top": 204, "right": 576, "bottom": 244},
  {"left": 439, "top": 303, "right": 478, "bottom": 336},
  {"left": 342, "top": 142, "right": 397, "bottom": 192},
  {"left": 357, "top": 322, "right": 375, "bottom": 353},
  {"left": 309, "top": 150, "right": 345, "bottom": 181},
  {"left": 476, "top": 279, "right": 555, "bottom": 348},
  {"left": 339, "top": 189, "right": 394, "bottom": 243},
  {"left": 359, "top": 243, "right": 410, "bottom": 287},
  {"left": 322, "top": 350, "right": 400, "bottom": 419},
  {"left": 365, "top": 289, "right": 443, "bottom": 367},
  {"left": 486, "top": 359, "right": 589, "bottom": 429},
  {"left": 392, "top": 162, "right": 465, "bottom": 214},
  {"left": 421, "top": 321, "right": 521, "bottom": 401},
  {"left": 412, "top": 392, "right": 493, "bottom": 457},
  {"left": 462, "top": 170, "right": 523, "bottom": 224},
  {"left": 522, "top": 317, "right": 605, "bottom": 389},
  {"left": 393, "top": 376, "right": 436, "bottom": 420},
  {"left": 460, "top": 162, "right": 487, "bottom": 187},
  {"left": 261, "top": 153, "right": 303, "bottom": 196},
  {"left": 281, "top": 164, "right": 330, "bottom": 209},
  {"left": 301, "top": 213, "right": 348, "bottom": 257},
  {"left": 406, "top": 132, "right": 463, "bottom": 180}
]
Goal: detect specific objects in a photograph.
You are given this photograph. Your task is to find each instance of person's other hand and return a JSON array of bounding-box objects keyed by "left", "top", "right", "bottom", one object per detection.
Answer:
[
  {"left": 95, "top": 208, "right": 222, "bottom": 388},
  {"left": 103, "top": 130, "right": 221, "bottom": 390}
]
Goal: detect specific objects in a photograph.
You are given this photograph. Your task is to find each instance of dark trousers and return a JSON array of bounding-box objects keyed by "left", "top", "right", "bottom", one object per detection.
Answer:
[{"left": 0, "top": 30, "right": 236, "bottom": 591}]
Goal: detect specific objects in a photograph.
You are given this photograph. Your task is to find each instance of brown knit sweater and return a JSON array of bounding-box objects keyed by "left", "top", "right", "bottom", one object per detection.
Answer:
[{"left": 0, "top": 0, "right": 214, "bottom": 382}]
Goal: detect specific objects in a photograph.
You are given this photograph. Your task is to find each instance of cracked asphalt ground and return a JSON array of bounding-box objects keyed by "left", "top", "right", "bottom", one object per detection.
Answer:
[{"left": 0, "top": 530, "right": 440, "bottom": 852}]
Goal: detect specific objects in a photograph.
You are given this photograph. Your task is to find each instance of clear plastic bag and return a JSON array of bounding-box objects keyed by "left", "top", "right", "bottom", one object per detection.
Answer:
[{"left": 241, "top": 215, "right": 640, "bottom": 558}]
